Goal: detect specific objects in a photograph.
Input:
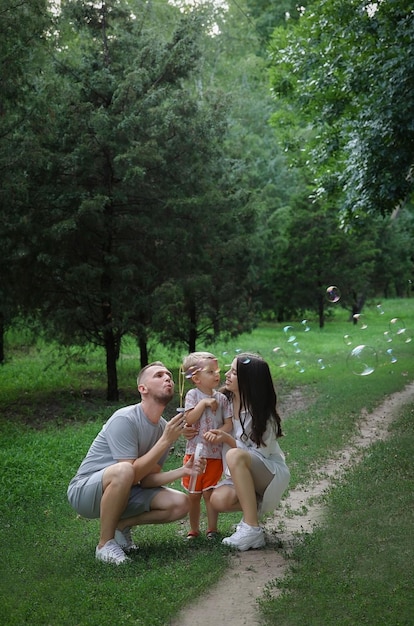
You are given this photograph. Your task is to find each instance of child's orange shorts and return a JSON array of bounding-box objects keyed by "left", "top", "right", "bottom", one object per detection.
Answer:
[{"left": 181, "top": 456, "right": 223, "bottom": 493}]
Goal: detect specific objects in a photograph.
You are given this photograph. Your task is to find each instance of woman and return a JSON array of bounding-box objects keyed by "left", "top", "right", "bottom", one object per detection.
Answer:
[{"left": 205, "top": 353, "right": 290, "bottom": 551}]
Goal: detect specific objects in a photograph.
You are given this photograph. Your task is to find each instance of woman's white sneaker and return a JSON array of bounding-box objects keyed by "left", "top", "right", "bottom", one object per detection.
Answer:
[{"left": 222, "top": 521, "right": 265, "bottom": 551}]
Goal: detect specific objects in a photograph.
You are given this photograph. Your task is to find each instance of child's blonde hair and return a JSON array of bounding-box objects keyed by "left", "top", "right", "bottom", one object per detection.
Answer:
[
  {"left": 182, "top": 351, "right": 216, "bottom": 377},
  {"left": 179, "top": 352, "right": 219, "bottom": 407}
]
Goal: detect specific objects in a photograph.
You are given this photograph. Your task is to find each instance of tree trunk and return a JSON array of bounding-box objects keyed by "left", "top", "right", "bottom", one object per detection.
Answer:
[
  {"left": 318, "top": 292, "right": 325, "bottom": 328},
  {"left": 188, "top": 301, "right": 197, "bottom": 352},
  {"left": 104, "top": 325, "right": 119, "bottom": 401},
  {"left": 350, "top": 291, "right": 367, "bottom": 324},
  {"left": 139, "top": 334, "right": 149, "bottom": 369},
  {"left": 0, "top": 311, "right": 4, "bottom": 364}
]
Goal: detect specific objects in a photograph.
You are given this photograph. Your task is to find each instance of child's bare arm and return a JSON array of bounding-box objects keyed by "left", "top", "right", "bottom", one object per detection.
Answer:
[
  {"left": 219, "top": 417, "right": 233, "bottom": 433},
  {"left": 185, "top": 398, "right": 217, "bottom": 425}
]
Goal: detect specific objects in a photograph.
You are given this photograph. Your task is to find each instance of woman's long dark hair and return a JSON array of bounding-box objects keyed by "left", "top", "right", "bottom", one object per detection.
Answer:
[{"left": 236, "top": 353, "right": 283, "bottom": 446}]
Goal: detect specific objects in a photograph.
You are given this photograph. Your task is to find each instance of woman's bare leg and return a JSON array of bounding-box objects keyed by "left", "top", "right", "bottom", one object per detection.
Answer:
[
  {"left": 210, "top": 484, "right": 241, "bottom": 513},
  {"left": 225, "top": 448, "right": 259, "bottom": 526}
]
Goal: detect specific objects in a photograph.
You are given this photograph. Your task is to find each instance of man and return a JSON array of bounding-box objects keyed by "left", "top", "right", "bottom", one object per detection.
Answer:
[{"left": 67, "top": 362, "right": 197, "bottom": 564}]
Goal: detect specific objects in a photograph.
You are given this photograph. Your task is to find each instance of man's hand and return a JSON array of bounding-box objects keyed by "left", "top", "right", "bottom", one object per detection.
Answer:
[
  {"left": 162, "top": 413, "right": 187, "bottom": 445},
  {"left": 182, "top": 453, "right": 207, "bottom": 477},
  {"left": 182, "top": 423, "right": 198, "bottom": 440}
]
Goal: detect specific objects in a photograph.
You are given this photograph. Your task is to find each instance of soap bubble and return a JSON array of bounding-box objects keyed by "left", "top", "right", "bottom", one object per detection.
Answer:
[
  {"left": 283, "top": 325, "right": 296, "bottom": 342},
  {"left": 317, "top": 358, "right": 326, "bottom": 370},
  {"left": 386, "top": 349, "right": 397, "bottom": 364},
  {"left": 376, "top": 304, "right": 385, "bottom": 315},
  {"left": 347, "top": 345, "right": 377, "bottom": 376},
  {"left": 326, "top": 285, "right": 341, "bottom": 303},
  {"left": 389, "top": 318, "right": 405, "bottom": 334},
  {"left": 292, "top": 342, "right": 301, "bottom": 354},
  {"left": 239, "top": 356, "right": 251, "bottom": 364},
  {"left": 301, "top": 319, "right": 311, "bottom": 332},
  {"left": 395, "top": 328, "right": 412, "bottom": 343},
  {"left": 389, "top": 318, "right": 412, "bottom": 343},
  {"left": 271, "top": 347, "right": 288, "bottom": 368},
  {"left": 389, "top": 318, "right": 411, "bottom": 343},
  {"left": 295, "top": 360, "right": 305, "bottom": 373},
  {"left": 343, "top": 334, "right": 353, "bottom": 346},
  {"left": 223, "top": 349, "right": 252, "bottom": 365},
  {"left": 184, "top": 365, "right": 201, "bottom": 379},
  {"left": 353, "top": 313, "right": 367, "bottom": 329},
  {"left": 383, "top": 331, "right": 393, "bottom": 343}
]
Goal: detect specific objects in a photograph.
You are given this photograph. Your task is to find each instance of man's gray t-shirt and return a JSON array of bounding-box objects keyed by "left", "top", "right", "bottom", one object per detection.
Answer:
[{"left": 71, "top": 403, "right": 169, "bottom": 481}]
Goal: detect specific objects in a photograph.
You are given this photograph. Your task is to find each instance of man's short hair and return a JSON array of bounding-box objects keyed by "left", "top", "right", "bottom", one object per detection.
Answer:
[{"left": 137, "top": 361, "right": 166, "bottom": 386}]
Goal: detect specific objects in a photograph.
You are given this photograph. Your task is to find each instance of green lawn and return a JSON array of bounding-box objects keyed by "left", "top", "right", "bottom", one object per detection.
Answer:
[
  {"left": 0, "top": 298, "right": 413, "bottom": 625},
  {"left": 259, "top": 403, "right": 414, "bottom": 626}
]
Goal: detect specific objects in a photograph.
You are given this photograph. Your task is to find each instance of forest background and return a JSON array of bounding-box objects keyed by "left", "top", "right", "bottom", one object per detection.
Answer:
[
  {"left": 1, "top": 3, "right": 414, "bottom": 625},
  {"left": 1, "top": 0, "right": 413, "bottom": 399}
]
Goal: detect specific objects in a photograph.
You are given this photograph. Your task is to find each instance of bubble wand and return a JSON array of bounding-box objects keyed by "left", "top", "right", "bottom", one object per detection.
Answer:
[
  {"left": 177, "top": 366, "right": 186, "bottom": 413},
  {"left": 188, "top": 442, "right": 204, "bottom": 493}
]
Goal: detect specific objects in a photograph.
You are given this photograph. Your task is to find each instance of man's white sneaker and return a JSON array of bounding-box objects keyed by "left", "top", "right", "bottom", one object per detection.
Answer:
[
  {"left": 95, "top": 539, "right": 131, "bottom": 565},
  {"left": 115, "top": 527, "right": 139, "bottom": 552},
  {"left": 222, "top": 521, "right": 265, "bottom": 551}
]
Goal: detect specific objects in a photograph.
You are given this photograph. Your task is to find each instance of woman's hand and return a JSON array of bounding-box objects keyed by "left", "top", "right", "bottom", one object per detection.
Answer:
[{"left": 204, "top": 429, "right": 233, "bottom": 445}]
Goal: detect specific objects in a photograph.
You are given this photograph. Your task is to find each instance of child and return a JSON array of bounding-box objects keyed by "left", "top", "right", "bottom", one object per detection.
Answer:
[{"left": 181, "top": 351, "right": 233, "bottom": 539}]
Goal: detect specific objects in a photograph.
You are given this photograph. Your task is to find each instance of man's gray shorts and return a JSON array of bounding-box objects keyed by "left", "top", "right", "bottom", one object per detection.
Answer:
[{"left": 67, "top": 469, "right": 162, "bottom": 519}]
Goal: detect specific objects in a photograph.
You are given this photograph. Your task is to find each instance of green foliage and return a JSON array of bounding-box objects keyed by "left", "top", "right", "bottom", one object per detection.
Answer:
[
  {"left": 244, "top": 0, "right": 309, "bottom": 47},
  {"left": 268, "top": 0, "right": 414, "bottom": 221},
  {"left": 264, "top": 0, "right": 414, "bottom": 321},
  {"left": 259, "top": 404, "right": 414, "bottom": 625},
  {"left": 2, "top": 0, "right": 414, "bottom": 406},
  {"left": 0, "top": 0, "right": 51, "bottom": 331},
  {"left": 3, "top": 0, "right": 262, "bottom": 398},
  {"left": 258, "top": 196, "right": 381, "bottom": 324},
  {"left": 1, "top": 300, "right": 413, "bottom": 624},
  {"left": 372, "top": 206, "right": 414, "bottom": 297}
]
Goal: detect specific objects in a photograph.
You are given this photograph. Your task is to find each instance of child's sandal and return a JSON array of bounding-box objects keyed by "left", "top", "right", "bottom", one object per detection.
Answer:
[
  {"left": 206, "top": 530, "right": 218, "bottom": 539},
  {"left": 186, "top": 531, "right": 199, "bottom": 540}
]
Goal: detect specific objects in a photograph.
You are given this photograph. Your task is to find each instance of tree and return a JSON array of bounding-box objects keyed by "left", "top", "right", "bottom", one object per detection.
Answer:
[
  {"left": 268, "top": 0, "right": 414, "bottom": 222},
  {"left": 151, "top": 191, "right": 261, "bottom": 352},
  {"left": 259, "top": 189, "right": 379, "bottom": 327},
  {"left": 180, "top": 0, "right": 304, "bottom": 335},
  {"left": 15, "top": 0, "right": 259, "bottom": 399},
  {"left": 244, "top": 0, "right": 309, "bottom": 46},
  {"left": 0, "top": 0, "right": 50, "bottom": 363},
  {"left": 371, "top": 205, "right": 414, "bottom": 298}
]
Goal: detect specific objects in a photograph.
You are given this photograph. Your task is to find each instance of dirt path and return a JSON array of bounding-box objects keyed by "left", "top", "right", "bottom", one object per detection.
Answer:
[{"left": 170, "top": 381, "right": 414, "bottom": 626}]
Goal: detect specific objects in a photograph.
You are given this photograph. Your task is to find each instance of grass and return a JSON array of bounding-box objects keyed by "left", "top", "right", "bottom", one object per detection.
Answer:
[
  {"left": 0, "top": 421, "right": 232, "bottom": 626},
  {"left": 259, "top": 404, "right": 414, "bottom": 626},
  {"left": 0, "top": 297, "right": 413, "bottom": 625}
]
